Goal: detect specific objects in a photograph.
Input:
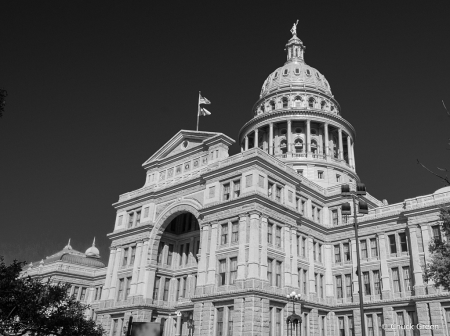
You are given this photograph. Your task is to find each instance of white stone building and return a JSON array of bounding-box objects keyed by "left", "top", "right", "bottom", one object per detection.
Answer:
[{"left": 26, "top": 30, "right": 450, "bottom": 336}]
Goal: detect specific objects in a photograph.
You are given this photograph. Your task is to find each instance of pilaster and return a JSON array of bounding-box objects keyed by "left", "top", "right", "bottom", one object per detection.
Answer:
[
  {"left": 284, "top": 224, "right": 292, "bottom": 287},
  {"left": 248, "top": 211, "right": 261, "bottom": 279},
  {"left": 377, "top": 232, "right": 391, "bottom": 299},
  {"left": 260, "top": 215, "right": 269, "bottom": 282},
  {"left": 137, "top": 239, "right": 149, "bottom": 295},
  {"left": 416, "top": 302, "right": 432, "bottom": 336},
  {"left": 324, "top": 244, "right": 333, "bottom": 303},
  {"left": 308, "top": 237, "right": 316, "bottom": 298},
  {"left": 407, "top": 224, "right": 425, "bottom": 294},
  {"left": 236, "top": 214, "right": 248, "bottom": 285},
  {"left": 291, "top": 227, "right": 298, "bottom": 288},
  {"left": 130, "top": 241, "right": 143, "bottom": 296},
  {"left": 108, "top": 246, "right": 122, "bottom": 300},
  {"left": 206, "top": 222, "right": 219, "bottom": 286},
  {"left": 197, "top": 224, "right": 210, "bottom": 287},
  {"left": 101, "top": 247, "right": 116, "bottom": 300}
]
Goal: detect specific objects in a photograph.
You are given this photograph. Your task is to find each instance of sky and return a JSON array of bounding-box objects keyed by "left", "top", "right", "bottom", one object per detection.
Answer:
[{"left": 1, "top": 2, "right": 450, "bottom": 264}]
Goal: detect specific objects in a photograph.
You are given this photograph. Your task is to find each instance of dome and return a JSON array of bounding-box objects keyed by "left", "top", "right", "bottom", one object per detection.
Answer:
[
  {"left": 85, "top": 237, "right": 100, "bottom": 258},
  {"left": 259, "top": 61, "right": 332, "bottom": 99},
  {"left": 434, "top": 186, "right": 450, "bottom": 194}
]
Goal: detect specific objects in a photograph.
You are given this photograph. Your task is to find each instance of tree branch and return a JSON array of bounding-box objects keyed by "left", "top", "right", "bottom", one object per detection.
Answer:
[{"left": 417, "top": 159, "right": 450, "bottom": 185}]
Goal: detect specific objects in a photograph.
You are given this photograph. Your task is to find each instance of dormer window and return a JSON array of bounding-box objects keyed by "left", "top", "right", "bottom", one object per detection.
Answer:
[
  {"left": 308, "top": 97, "right": 315, "bottom": 108},
  {"left": 295, "top": 96, "right": 302, "bottom": 108},
  {"left": 280, "top": 139, "right": 287, "bottom": 154},
  {"left": 282, "top": 97, "right": 288, "bottom": 108},
  {"left": 316, "top": 72, "right": 320, "bottom": 79},
  {"left": 306, "top": 69, "right": 311, "bottom": 77},
  {"left": 295, "top": 68, "right": 300, "bottom": 75},
  {"left": 283, "top": 69, "right": 289, "bottom": 76},
  {"left": 270, "top": 101, "right": 275, "bottom": 110}
]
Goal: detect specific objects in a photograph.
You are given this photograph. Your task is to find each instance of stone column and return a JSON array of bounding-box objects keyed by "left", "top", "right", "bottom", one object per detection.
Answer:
[
  {"left": 351, "top": 141, "right": 356, "bottom": 169},
  {"left": 428, "top": 301, "right": 445, "bottom": 335},
  {"left": 283, "top": 225, "right": 292, "bottom": 287},
  {"left": 189, "top": 236, "right": 195, "bottom": 266},
  {"left": 416, "top": 302, "right": 433, "bottom": 336},
  {"left": 338, "top": 129, "right": 343, "bottom": 160},
  {"left": 324, "top": 244, "right": 333, "bottom": 302},
  {"left": 197, "top": 224, "right": 210, "bottom": 287},
  {"left": 407, "top": 225, "right": 425, "bottom": 294},
  {"left": 254, "top": 128, "right": 259, "bottom": 149},
  {"left": 352, "top": 309, "right": 362, "bottom": 336},
  {"left": 206, "top": 222, "right": 219, "bottom": 285},
  {"left": 306, "top": 120, "right": 311, "bottom": 155},
  {"left": 143, "top": 266, "right": 156, "bottom": 300},
  {"left": 130, "top": 241, "right": 143, "bottom": 296},
  {"left": 175, "top": 314, "right": 182, "bottom": 336},
  {"left": 108, "top": 247, "right": 122, "bottom": 300},
  {"left": 308, "top": 237, "right": 315, "bottom": 297},
  {"left": 287, "top": 120, "right": 292, "bottom": 153},
  {"left": 346, "top": 135, "right": 351, "bottom": 166},
  {"left": 291, "top": 228, "right": 298, "bottom": 288},
  {"left": 245, "top": 136, "right": 249, "bottom": 151},
  {"left": 236, "top": 214, "right": 248, "bottom": 282},
  {"left": 248, "top": 211, "right": 261, "bottom": 279},
  {"left": 377, "top": 233, "right": 391, "bottom": 298},
  {"left": 260, "top": 215, "right": 269, "bottom": 282},
  {"left": 102, "top": 248, "right": 116, "bottom": 300},
  {"left": 382, "top": 307, "right": 396, "bottom": 336},
  {"left": 137, "top": 239, "right": 149, "bottom": 295},
  {"left": 324, "top": 123, "right": 329, "bottom": 157},
  {"left": 269, "top": 123, "right": 274, "bottom": 155}
]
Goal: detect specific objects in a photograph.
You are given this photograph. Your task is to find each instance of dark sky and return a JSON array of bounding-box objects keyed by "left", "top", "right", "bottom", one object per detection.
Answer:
[{"left": 1, "top": 2, "right": 450, "bottom": 265}]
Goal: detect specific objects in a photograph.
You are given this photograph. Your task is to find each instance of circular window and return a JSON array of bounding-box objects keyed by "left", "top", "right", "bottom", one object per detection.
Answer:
[
  {"left": 311, "top": 129, "right": 317, "bottom": 135},
  {"left": 281, "top": 129, "right": 287, "bottom": 135},
  {"left": 295, "top": 128, "right": 302, "bottom": 134},
  {"left": 283, "top": 69, "right": 289, "bottom": 76},
  {"left": 306, "top": 69, "right": 311, "bottom": 77},
  {"left": 181, "top": 140, "right": 189, "bottom": 149},
  {"left": 295, "top": 68, "right": 300, "bottom": 75}
]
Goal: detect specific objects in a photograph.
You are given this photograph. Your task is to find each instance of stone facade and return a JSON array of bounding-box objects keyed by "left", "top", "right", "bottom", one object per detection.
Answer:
[{"left": 25, "top": 30, "right": 450, "bottom": 336}]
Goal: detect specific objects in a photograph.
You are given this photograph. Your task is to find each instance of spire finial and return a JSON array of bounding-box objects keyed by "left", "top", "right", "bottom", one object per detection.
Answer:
[
  {"left": 92, "top": 237, "right": 96, "bottom": 247},
  {"left": 290, "top": 20, "right": 299, "bottom": 37},
  {"left": 65, "top": 238, "right": 72, "bottom": 250}
]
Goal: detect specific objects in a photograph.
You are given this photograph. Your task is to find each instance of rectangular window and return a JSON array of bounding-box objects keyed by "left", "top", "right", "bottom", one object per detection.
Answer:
[
  {"left": 179, "top": 244, "right": 184, "bottom": 266},
  {"left": 407, "top": 312, "right": 418, "bottom": 336},
  {"left": 136, "top": 211, "right": 141, "bottom": 225},
  {"left": 259, "top": 175, "right": 264, "bottom": 188},
  {"left": 302, "top": 237, "right": 306, "bottom": 257},
  {"left": 334, "top": 245, "right": 341, "bottom": 263},
  {"left": 268, "top": 259, "right": 273, "bottom": 286},
  {"left": 157, "top": 242, "right": 164, "bottom": 264},
  {"left": 269, "top": 307, "right": 273, "bottom": 336},
  {"left": 128, "top": 213, "right": 134, "bottom": 228},
  {"left": 367, "top": 314, "right": 374, "bottom": 336},
  {"left": 397, "top": 312, "right": 406, "bottom": 336},
  {"left": 219, "top": 259, "right": 226, "bottom": 286},
  {"left": 230, "top": 257, "right": 237, "bottom": 285},
  {"left": 318, "top": 171, "right": 324, "bottom": 179},
  {"left": 167, "top": 244, "right": 173, "bottom": 266},
  {"left": 373, "top": 270, "right": 381, "bottom": 295},
  {"left": 231, "top": 221, "right": 239, "bottom": 243},
  {"left": 314, "top": 273, "right": 318, "bottom": 293},
  {"left": 363, "top": 271, "right": 371, "bottom": 295},
  {"left": 313, "top": 242, "right": 317, "bottom": 261},
  {"left": 338, "top": 317, "right": 345, "bottom": 336},
  {"left": 275, "top": 186, "right": 282, "bottom": 202},
  {"left": 118, "top": 215, "right": 123, "bottom": 226},
  {"left": 221, "top": 224, "right": 228, "bottom": 245},
  {"left": 392, "top": 267, "right": 400, "bottom": 293},
  {"left": 268, "top": 224, "right": 273, "bottom": 244},
  {"left": 125, "top": 277, "right": 131, "bottom": 300},
  {"left": 79, "top": 287, "right": 87, "bottom": 301},
  {"left": 233, "top": 180, "right": 241, "bottom": 198},
  {"left": 163, "top": 278, "right": 170, "bottom": 301},
  {"left": 403, "top": 266, "right": 411, "bottom": 291},
  {"left": 320, "top": 274, "right": 324, "bottom": 298},
  {"left": 343, "top": 243, "right": 350, "bottom": 261},
  {"left": 245, "top": 175, "right": 252, "bottom": 187},
  {"left": 209, "top": 186, "right": 215, "bottom": 198},
  {"left": 276, "top": 308, "right": 282, "bottom": 336},
  {"left": 377, "top": 314, "right": 383, "bottom": 336},
  {"left": 223, "top": 183, "right": 230, "bottom": 201},
  {"left": 130, "top": 246, "right": 136, "bottom": 265},
  {"left": 446, "top": 310, "right": 450, "bottom": 336},
  {"left": 275, "top": 261, "right": 282, "bottom": 287},
  {"left": 288, "top": 190, "right": 293, "bottom": 203},
  {"left": 348, "top": 316, "right": 354, "bottom": 336},
  {"left": 432, "top": 225, "right": 442, "bottom": 242},
  {"left": 303, "top": 270, "right": 307, "bottom": 294},
  {"left": 175, "top": 278, "right": 180, "bottom": 301},
  {"left": 399, "top": 232, "right": 408, "bottom": 252},
  {"left": 144, "top": 207, "right": 149, "bottom": 218},
  {"left": 153, "top": 277, "right": 160, "bottom": 300},
  {"left": 370, "top": 238, "right": 378, "bottom": 258},
  {"left": 345, "top": 274, "right": 352, "bottom": 298},
  {"left": 216, "top": 307, "right": 224, "bottom": 336},
  {"left": 181, "top": 277, "right": 187, "bottom": 298},
  {"left": 228, "top": 306, "right": 234, "bottom": 336},
  {"left": 117, "top": 279, "right": 124, "bottom": 301},
  {"left": 336, "top": 174, "right": 341, "bottom": 182},
  {"left": 320, "top": 315, "right": 325, "bottom": 336},
  {"left": 318, "top": 243, "right": 322, "bottom": 262},
  {"left": 336, "top": 275, "right": 343, "bottom": 299},
  {"left": 360, "top": 239, "right": 368, "bottom": 259},
  {"left": 388, "top": 234, "right": 397, "bottom": 254},
  {"left": 332, "top": 210, "right": 338, "bottom": 226},
  {"left": 268, "top": 182, "right": 273, "bottom": 198},
  {"left": 275, "top": 226, "right": 281, "bottom": 247},
  {"left": 122, "top": 248, "right": 129, "bottom": 266},
  {"left": 112, "top": 319, "right": 119, "bottom": 336}
]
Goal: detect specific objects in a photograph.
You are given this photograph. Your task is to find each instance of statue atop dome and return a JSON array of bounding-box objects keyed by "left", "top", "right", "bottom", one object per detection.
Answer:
[{"left": 290, "top": 20, "right": 299, "bottom": 37}]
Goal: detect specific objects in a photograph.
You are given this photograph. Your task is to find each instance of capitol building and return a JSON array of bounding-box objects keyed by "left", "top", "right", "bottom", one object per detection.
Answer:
[{"left": 25, "top": 28, "right": 450, "bottom": 336}]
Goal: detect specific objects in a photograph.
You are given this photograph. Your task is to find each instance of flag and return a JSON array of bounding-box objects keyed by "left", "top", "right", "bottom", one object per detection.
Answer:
[
  {"left": 199, "top": 95, "right": 211, "bottom": 105},
  {"left": 198, "top": 107, "right": 211, "bottom": 116}
]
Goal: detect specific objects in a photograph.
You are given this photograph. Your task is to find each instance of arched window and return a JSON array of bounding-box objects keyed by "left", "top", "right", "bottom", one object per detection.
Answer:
[
  {"left": 295, "top": 96, "right": 302, "bottom": 108},
  {"left": 308, "top": 97, "right": 315, "bottom": 108},
  {"left": 280, "top": 129, "right": 287, "bottom": 135},
  {"left": 321, "top": 100, "right": 326, "bottom": 110},
  {"left": 311, "top": 140, "right": 318, "bottom": 154},
  {"left": 280, "top": 139, "right": 287, "bottom": 154},
  {"left": 260, "top": 104, "right": 265, "bottom": 113},
  {"left": 269, "top": 101, "right": 275, "bottom": 110},
  {"left": 282, "top": 97, "right": 288, "bottom": 108},
  {"left": 283, "top": 69, "right": 289, "bottom": 76},
  {"left": 294, "top": 138, "right": 303, "bottom": 153}
]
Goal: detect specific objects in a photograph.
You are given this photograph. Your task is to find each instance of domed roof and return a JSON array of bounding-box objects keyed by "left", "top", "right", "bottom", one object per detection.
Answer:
[
  {"left": 85, "top": 237, "right": 100, "bottom": 259},
  {"left": 434, "top": 186, "right": 450, "bottom": 194}
]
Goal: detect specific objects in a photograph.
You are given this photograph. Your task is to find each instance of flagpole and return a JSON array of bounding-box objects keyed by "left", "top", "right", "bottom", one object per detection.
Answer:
[{"left": 196, "top": 91, "right": 200, "bottom": 131}]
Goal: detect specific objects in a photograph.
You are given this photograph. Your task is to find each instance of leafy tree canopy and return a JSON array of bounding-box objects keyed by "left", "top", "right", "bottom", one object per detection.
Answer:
[{"left": 0, "top": 257, "right": 105, "bottom": 336}]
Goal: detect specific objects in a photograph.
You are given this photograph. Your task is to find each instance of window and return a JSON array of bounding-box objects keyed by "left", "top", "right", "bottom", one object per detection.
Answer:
[
  {"left": 185, "top": 243, "right": 190, "bottom": 265},
  {"left": 163, "top": 278, "right": 170, "bottom": 301},
  {"left": 122, "top": 248, "right": 129, "bottom": 266},
  {"left": 377, "top": 314, "right": 383, "bottom": 336},
  {"left": 345, "top": 274, "right": 352, "bottom": 298},
  {"left": 79, "top": 287, "right": 87, "bottom": 301},
  {"left": 314, "top": 273, "right": 318, "bottom": 293},
  {"left": 275, "top": 186, "right": 282, "bottom": 202},
  {"left": 392, "top": 268, "right": 400, "bottom": 293},
  {"left": 367, "top": 315, "right": 374, "bottom": 336},
  {"left": 228, "top": 306, "right": 234, "bottom": 336},
  {"left": 231, "top": 221, "right": 239, "bottom": 243},
  {"left": 318, "top": 171, "right": 324, "bottom": 179},
  {"left": 125, "top": 277, "right": 131, "bottom": 300},
  {"left": 219, "top": 259, "right": 226, "bottom": 286},
  {"left": 403, "top": 266, "right": 411, "bottom": 291},
  {"left": 336, "top": 174, "right": 341, "bottom": 182},
  {"left": 136, "top": 211, "right": 141, "bottom": 225},
  {"left": 363, "top": 271, "right": 371, "bottom": 295},
  {"left": 128, "top": 213, "right": 134, "bottom": 228},
  {"left": 282, "top": 97, "right": 288, "bottom": 108},
  {"left": 432, "top": 225, "right": 442, "bottom": 243},
  {"left": 445, "top": 310, "right": 450, "bottom": 336},
  {"left": 318, "top": 243, "right": 322, "bottom": 262},
  {"left": 167, "top": 244, "right": 173, "bottom": 266},
  {"left": 181, "top": 277, "right": 187, "bottom": 298},
  {"left": 303, "top": 270, "right": 307, "bottom": 294},
  {"left": 221, "top": 224, "right": 228, "bottom": 245},
  {"left": 230, "top": 258, "right": 237, "bottom": 284},
  {"left": 334, "top": 245, "right": 341, "bottom": 263},
  {"left": 217, "top": 307, "right": 224, "bottom": 336},
  {"left": 153, "top": 277, "right": 160, "bottom": 300},
  {"left": 268, "top": 224, "right": 273, "bottom": 244},
  {"left": 343, "top": 243, "right": 350, "bottom": 261},
  {"left": 373, "top": 270, "right": 381, "bottom": 295},
  {"left": 332, "top": 210, "right": 338, "bottom": 226},
  {"left": 397, "top": 312, "right": 406, "bottom": 336},
  {"left": 399, "top": 232, "right": 408, "bottom": 252},
  {"left": 360, "top": 240, "right": 368, "bottom": 259},
  {"left": 275, "top": 226, "right": 281, "bottom": 247},
  {"left": 313, "top": 242, "right": 317, "bottom": 261},
  {"left": 118, "top": 215, "right": 123, "bottom": 226},
  {"left": 233, "top": 180, "right": 241, "bottom": 198},
  {"left": 276, "top": 308, "right": 282, "bottom": 336},
  {"left": 112, "top": 319, "right": 119, "bottom": 336},
  {"left": 275, "top": 261, "right": 282, "bottom": 287},
  {"left": 338, "top": 317, "right": 345, "bottom": 336},
  {"left": 320, "top": 316, "right": 325, "bottom": 336},
  {"left": 144, "top": 207, "right": 149, "bottom": 218},
  {"left": 157, "top": 242, "right": 164, "bottom": 264},
  {"left": 130, "top": 246, "right": 136, "bottom": 265},
  {"left": 267, "top": 259, "right": 273, "bottom": 286},
  {"left": 223, "top": 183, "right": 230, "bottom": 201},
  {"left": 370, "top": 238, "right": 378, "bottom": 258},
  {"left": 348, "top": 316, "right": 354, "bottom": 336},
  {"left": 302, "top": 237, "right": 306, "bottom": 257},
  {"left": 268, "top": 182, "right": 273, "bottom": 197},
  {"left": 319, "top": 274, "right": 324, "bottom": 298},
  {"left": 175, "top": 278, "right": 181, "bottom": 301},
  {"left": 336, "top": 275, "right": 343, "bottom": 298},
  {"left": 388, "top": 234, "right": 397, "bottom": 254},
  {"left": 269, "top": 307, "right": 273, "bottom": 336},
  {"left": 118, "top": 279, "right": 124, "bottom": 300}
]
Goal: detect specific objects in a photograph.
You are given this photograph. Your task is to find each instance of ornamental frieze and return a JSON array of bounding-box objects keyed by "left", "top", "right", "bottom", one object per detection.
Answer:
[
  {"left": 154, "top": 184, "right": 204, "bottom": 204},
  {"left": 111, "top": 232, "right": 150, "bottom": 247}
]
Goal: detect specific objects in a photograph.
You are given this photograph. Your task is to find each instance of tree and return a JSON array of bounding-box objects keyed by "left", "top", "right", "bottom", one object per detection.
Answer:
[
  {"left": 0, "top": 89, "right": 7, "bottom": 118},
  {"left": 0, "top": 257, "right": 105, "bottom": 336}
]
